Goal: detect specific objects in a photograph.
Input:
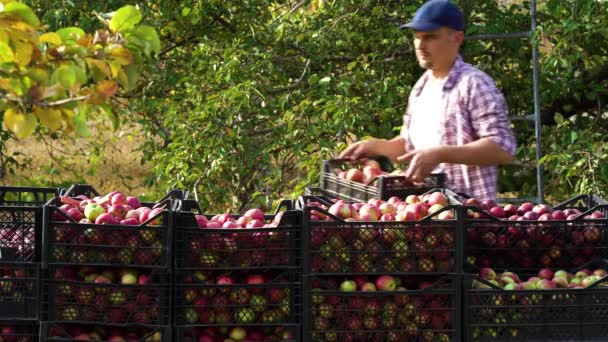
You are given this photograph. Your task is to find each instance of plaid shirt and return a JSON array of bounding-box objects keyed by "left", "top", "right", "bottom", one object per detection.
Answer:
[{"left": 401, "top": 56, "right": 516, "bottom": 200}]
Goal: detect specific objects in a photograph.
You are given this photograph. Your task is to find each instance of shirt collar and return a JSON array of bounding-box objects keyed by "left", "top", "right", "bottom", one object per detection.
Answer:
[{"left": 412, "top": 55, "right": 465, "bottom": 96}]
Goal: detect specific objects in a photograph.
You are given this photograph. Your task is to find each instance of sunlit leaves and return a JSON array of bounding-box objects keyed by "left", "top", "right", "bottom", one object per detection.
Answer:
[{"left": 0, "top": 3, "right": 159, "bottom": 139}]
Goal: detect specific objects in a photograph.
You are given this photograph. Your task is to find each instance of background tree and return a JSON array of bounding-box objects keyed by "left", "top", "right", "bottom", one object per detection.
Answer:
[{"left": 4, "top": 0, "right": 608, "bottom": 210}]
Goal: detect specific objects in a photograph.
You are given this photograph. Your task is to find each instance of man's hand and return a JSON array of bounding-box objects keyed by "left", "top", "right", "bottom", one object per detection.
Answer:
[
  {"left": 339, "top": 136, "right": 407, "bottom": 161},
  {"left": 338, "top": 138, "right": 383, "bottom": 160},
  {"left": 397, "top": 147, "right": 442, "bottom": 182}
]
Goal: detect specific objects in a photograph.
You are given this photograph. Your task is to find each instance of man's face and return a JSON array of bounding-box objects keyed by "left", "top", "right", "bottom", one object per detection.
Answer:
[{"left": 413, "top": 27, "right": 461, "bottom": 71}]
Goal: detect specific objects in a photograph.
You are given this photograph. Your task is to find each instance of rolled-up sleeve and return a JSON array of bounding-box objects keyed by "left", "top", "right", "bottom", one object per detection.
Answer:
[{"left": 467, "top": 73, "right": 517, "bottom": 156}]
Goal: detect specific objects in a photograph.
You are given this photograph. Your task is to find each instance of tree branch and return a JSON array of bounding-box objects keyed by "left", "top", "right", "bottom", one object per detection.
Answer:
[
  {"left": 268, "top": 59, "right": 310, "bottom": 94},
  {"left": 40, "top": 96, "right": 90, "bottom": 107}
]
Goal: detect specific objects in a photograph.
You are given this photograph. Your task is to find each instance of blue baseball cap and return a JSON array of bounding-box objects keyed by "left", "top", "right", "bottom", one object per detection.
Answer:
[{"left": 401, "top": 0, "right": 465, "bottom": 32}]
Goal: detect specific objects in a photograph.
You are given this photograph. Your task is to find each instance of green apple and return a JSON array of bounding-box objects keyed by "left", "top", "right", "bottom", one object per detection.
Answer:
[
  {"left": 340, "top": 280, "right": 357, "bottom": 292},
  {"left": 84, "top": 203, "right": 105, "bottom": 221}
]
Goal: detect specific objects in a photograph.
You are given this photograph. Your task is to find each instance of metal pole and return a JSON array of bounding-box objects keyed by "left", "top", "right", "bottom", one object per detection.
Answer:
[{"left": 531, "top": 0, "right": 544, "bottom": 203}]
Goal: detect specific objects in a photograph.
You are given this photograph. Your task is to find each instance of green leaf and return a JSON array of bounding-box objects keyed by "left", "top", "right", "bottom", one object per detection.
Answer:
[
  {"left": 554, "top": 112, "right": 564, "bottom": 124},
  {"left": 74, "top": 104, "right": 90, "bottom": 137},
  {"left": 318, "top": 76, "right": 331, "bottom": 85},
  {"left": 109, "top": 5, "right": 142, "bottom": 33},
  {"left": 56, "top": 27, "right": 85, "bottom": 44},
  {"left": 571, "top": 131, "right": 578, "bottom": 143},
  {"left": 51, "top": 65, "right": 77, "bottom": 88},
  {"left": 129, "top": 25, "right": 161, "bottom": 57},
  {"left": 3, "top": 3, "right": 40, "bottom": 28},
  {"left": 101, "top": 104, "right": 119, "bottom": 129}
]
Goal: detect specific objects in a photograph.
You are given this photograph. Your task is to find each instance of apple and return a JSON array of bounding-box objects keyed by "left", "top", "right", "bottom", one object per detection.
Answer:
[
  {"left": 340, "top": 280, "right": 357, "bottom": 292},
  {"left": 124, "top": 196, "right": 141, "bottom": 209},
  {"left": 106, "top": 204, "right": 127, "bottom": 219},
  {"left": 405, "top": 195, "right": 420, "bottom": 204},
  {"left": 121, "top": 272, "right": 137, "bottom": 285},
  {"left": 489, "top": 206, "right": 506, "bottom": 218},
  {"left": 95, "top": 213, "right": 116, "bottom": 225},
  {"left": 479, "top": 267, "right": 496, "bottom": 281},
  {"left": 84, "top": 203, "right": 105, "bottom": 221},
  {"left": 359, "top": 204, "right": 382, "bottom": 221},
  {"left": 361, "top": 282, "right": 376, "bottom": 291},
  {"left": 345, "top": 168, "right": 364, "bottom": 183},
  {"left": 147, "top": 207, "right": 165, "bottom": 225},
  {"left": 138, "top": 207, "right": 152, "bottom": 222},
  {"left": 110, "top": 192, "right": 127, "bottom": 206},
  {"left": 376, "top": 275, "right": 396, "bottom": 291},
  {"left": 517, "top": 202, "right": 535, "bottom": 215},
  {"left": 427, "top": 192, "right": 449, "bottom": 206},
  {"left": 229, "top": 327, "right": 247, "bottom": 341},
  {"left": 328, "top": 202, "right": 352, "bottom": 219}
]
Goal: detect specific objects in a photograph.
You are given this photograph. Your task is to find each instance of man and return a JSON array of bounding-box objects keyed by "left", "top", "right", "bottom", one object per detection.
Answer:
[{"left": 339, "top": 0, "right": 516, "bottom": 200}]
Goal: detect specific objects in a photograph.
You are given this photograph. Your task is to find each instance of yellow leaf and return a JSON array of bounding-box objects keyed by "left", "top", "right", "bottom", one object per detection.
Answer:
[
  {"left": 61, "top": 108, "right": 74, "bottom": 134},
  {"left": 0, "top": 40, "right": 14, "bottom": 63},
  {"left": 39, "top": 32, "right": 62, "bottom": 46},
  {"left": 3, "top": 108, "right": 37, "bottom": 139},
  {"left": 96, "top": 80, "right": 117, "bottom": 100},
  {"left": 9, "top": 21, "right": 38, "bottom": 44},
  {"left": 86, "top": 58, "right": 112, "bottom": 79},
  {"left": 117, "top": 67, "right": 129, "bottom": 89},
  {"left": 34, "top": 106, "right": 61, "bottom": 132},
  {"left": 0, "top": 29, "right": 8, "bottom": 43},
  {"left": 12, "top": 40, "right": 33, "bottom": 65},
  {"left": 107, "top": 45, "right": 133, "bottom": 65},
  {"left": 109, "top": 60, "right": 121, "bottom": 78}
]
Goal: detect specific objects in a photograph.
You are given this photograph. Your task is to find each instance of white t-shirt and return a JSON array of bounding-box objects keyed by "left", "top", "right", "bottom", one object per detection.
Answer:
[
  {"left": 408, "top": 78, "right": 446, "bottom": 149},
  {"left": 408, "top": 78, "right": 446, "bottom": 172}
]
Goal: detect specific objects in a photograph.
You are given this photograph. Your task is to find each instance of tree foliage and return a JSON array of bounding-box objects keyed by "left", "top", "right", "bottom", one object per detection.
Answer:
[
  {"left": 5, "top": 0, "right": 608, "bottom": 209},
  {"left": 0, "top": 0, "right": 158, "bottom": 145}
]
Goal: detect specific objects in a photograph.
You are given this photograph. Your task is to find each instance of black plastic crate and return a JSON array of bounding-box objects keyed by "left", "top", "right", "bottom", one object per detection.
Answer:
[
  {"left": 61, "top": 183, "right": 186, "bottom": 203},
  {"left": 174, "top": 269, "right": 301, "bottom": 327},
  {"left": 0, "top": 186, "right": 60, "bottom": 263},
  {"left": 43, "top": 186, "right": 176, "bottom": 268},
  {"left": 320, "top": 159, "right": 446, "bottom": 202},
  {"left": 175, "top": 199, "right": 301, "bottom": 270},
  {"left": 464, "top": 194, "right": 608, "bottom": 272},
  {"left": 175, "top": 325, "right": 299, "bottom": 341},
  {"left": 41, "top": 322, "right": 169, "bottom": 341},
  {"left": 299, "top": 190, "right": 463, "bottom": 275},
  {"left": 0, "top": 320, "right": 38, "bottom": 341},
  {"left": 464, "top": 260, "right": 608, "bottom": 341},
  {"left": 42, "top": 266, "right": 171, "bottom": 326},
  {"left": 304, "top": 274, "right": 461, "bottom": 342},
  {"left": 0, "top": 263, "right": 39, "bottom": 319}
]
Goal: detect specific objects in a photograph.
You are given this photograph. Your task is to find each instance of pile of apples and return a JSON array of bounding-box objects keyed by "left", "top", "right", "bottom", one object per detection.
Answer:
[
  {"left": 47, "top": 324, "right": 162, "bottom": 341},
  {"left": 53, "top": 192, "right": 166, "bottom": 226},
  {"left": 181, "top": 326, "right": 296, "bottom": 342},
  {"left": 0, "top": 325, "right": 34, "bottom": 342},
  {"left": 50, "top": 267, "right": 164, "bottom": 325},
  {"left": 474, "top": 266, "right": 608, "bottom": 290},
  {"left": 49, "top": 191, "right": 167, "bottom": 266},
  {"left": 304, "top": 191, "right": 456, "bottom": 273},
  {"left": 185, "top": 209, "right": 292, "bottom": 268},
  {"left": 179, "top": 271, "right": 292, "bottom": 326},
  {"left": 336, "top": 159, "right": 388, "bottom": 185},
  {"left": 310, "top": 275, "right": 452, "bottom": 342},
  {"left": 0, "top": 267, "right": 32, "bottom": 302},
  {"left": 464, "top": 199, "right": 607, "bottom": 270},
  {"left": 0, "top": 225, "right": 35, "bottom": 262}
]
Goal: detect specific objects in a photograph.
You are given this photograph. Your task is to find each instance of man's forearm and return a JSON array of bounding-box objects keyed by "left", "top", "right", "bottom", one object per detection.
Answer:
[
  {"left": 380, "top": 136, "right": 408, "bottom": 161},
  {"left": 435, "top": 138, "right": 514, "bottom": 166}
]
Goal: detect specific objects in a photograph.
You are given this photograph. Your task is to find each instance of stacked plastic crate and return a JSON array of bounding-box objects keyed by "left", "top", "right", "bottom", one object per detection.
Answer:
[
  {"left": 173, "top": 199, "right": 302, "bottom": 341},
  {"left": 40, "top": 185, "right": 182, "bottom": 341},
  {"left": 299, "top": 188, "right": 464, "bottom": 342},
  {"left": 0, "top": 186, "right": 58, "bottom": 342},
  {"left": 463, "top": 194, "right": 608, "bottom": 341}
]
